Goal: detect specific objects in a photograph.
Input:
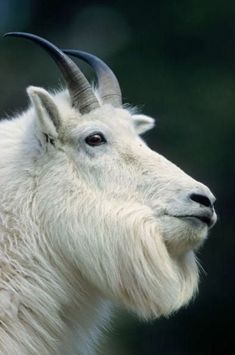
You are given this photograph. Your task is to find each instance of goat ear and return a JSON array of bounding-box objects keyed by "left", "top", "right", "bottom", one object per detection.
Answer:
[
  {"left": 27, "top": 86, "right": 61, "bottom": 142},
  {"left": 132, "top": 114, "right": 155, "bottom": 134}
]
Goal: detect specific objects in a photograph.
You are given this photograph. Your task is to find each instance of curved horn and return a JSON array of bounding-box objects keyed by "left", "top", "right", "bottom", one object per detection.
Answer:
[
  {"left": 63, "top": 49, "right": 122, "bottom": 107},
  {"left": 4, "top": 32, "right": 99, "bottom": 114}
]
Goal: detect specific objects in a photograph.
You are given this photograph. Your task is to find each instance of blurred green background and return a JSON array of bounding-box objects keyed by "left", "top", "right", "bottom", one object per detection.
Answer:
[{"left": 0, "top": 0, "right": 234, "bottom": 354}]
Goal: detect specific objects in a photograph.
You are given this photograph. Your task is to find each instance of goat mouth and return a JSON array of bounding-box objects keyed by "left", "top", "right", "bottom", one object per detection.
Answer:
[{"left": 173, "top": 215, "right": 214, "bottom": 228}]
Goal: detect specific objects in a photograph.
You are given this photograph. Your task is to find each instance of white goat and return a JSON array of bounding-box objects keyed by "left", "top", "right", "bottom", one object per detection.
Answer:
[{"left": 0, "top": 32, "right": 216, "bottom": 355}]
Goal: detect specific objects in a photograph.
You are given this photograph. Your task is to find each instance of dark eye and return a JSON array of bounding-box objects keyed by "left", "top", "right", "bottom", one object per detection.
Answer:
[{"left": 85, "top": 132, "right": 107, "bottom": 147}]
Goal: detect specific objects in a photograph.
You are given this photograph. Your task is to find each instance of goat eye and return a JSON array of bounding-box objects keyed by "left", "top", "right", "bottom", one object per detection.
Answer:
[{"left": 85, "top": 133, "right": 106, "bottom": 146}]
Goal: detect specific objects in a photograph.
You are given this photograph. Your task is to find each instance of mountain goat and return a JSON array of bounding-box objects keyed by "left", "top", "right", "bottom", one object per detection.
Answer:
[{"left": 0, "top": 32, "right": 217, "bottom": 355}]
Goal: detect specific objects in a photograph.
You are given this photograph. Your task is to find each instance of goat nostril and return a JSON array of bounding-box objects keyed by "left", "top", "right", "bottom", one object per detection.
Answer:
[{"left": 190, "top": 193, "right": 212, "bottom": 208}]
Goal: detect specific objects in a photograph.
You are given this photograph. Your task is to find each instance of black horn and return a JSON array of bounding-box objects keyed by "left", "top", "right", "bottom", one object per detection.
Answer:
[
  {"left": 63, "top": 49, "right": 122, "bottom": 107},
  {"left": 4, "top": 32, "right": 99, "bottom": 114}
]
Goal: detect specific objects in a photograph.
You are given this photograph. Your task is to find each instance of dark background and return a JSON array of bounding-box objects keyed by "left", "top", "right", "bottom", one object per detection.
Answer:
[{"left": 0, "top": 1, "right": 234, "bottom": 354}]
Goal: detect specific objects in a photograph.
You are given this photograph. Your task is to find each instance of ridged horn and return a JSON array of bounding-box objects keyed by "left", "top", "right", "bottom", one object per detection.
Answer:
[
  {"left": 4, "top": 32, "right": 99, "bottom": 114},
  {"left": 63, "top": 49, "right": 122, "bottom": 107}
]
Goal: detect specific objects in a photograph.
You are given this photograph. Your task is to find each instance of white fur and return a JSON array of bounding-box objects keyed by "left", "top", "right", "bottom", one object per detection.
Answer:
[{"left": 0, "top": 86, "right": 216, "bottom": 354}]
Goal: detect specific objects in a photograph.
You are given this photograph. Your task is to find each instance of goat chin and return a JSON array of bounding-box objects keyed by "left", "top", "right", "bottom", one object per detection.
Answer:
[{"left": 160, "top": 215, "right": 208, "bottom": 256}]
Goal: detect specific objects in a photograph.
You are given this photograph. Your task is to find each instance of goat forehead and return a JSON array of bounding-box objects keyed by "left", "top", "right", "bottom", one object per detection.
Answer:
[
  {"left": 84, "top": 105, "right": 134, "bottom": 130},
  {"left": 54, "top": 91, "right": 134, "bottom": 128},
  {"left": 63, "top": 106, "right": 136, "bottom": 139}
]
